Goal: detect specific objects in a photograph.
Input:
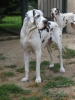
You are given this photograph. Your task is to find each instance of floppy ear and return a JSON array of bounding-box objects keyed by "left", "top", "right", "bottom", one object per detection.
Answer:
[
  {"left": 29, "top": 10, "right": 35, "bottom": 23},
  {"left": 57, "top": 8, "right": 60, "bottom": 14}
]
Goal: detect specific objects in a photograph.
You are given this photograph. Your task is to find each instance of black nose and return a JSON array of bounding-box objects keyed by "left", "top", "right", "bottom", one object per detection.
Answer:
[{"left": 43, "top": 20, "right": 48, "bottom": 25}]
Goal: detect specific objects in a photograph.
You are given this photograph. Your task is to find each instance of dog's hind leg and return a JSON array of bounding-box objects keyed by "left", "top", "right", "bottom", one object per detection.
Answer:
[
  {"left": 56, "top": 38, "right": 65, "bottom": 73},
  {"left": 21, "top": 51, "right": 30, "bottom": 82},
  {"left": 47, "top": 42, "right": 54, "bottom": 68},
  {"left": 35, "top": 49, "right": 41, "bottom": 83}
]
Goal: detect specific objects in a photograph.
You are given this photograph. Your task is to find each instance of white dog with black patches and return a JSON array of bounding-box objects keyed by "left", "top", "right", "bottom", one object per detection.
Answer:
[
  {"left": 51, "top": 8, "right": 75, "bottom": 30},
  {"left": 20, "top": 9, "right": 65, "bottom": 83}
]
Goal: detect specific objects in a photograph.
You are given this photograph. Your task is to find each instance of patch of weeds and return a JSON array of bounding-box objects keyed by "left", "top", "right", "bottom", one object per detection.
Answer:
[
  {"left": 72, "top": 95, "right": 75, "bottom": 99},
  {"left": 50, "top": 63, "right": 60, "bottom": 73},
  {"left": 4, "top": 72, "right": 15, "bottom": 77},
  {"left": 42, "top": 90, "right": 67, "bottom": 100},
  {"left": 27, "top": 96, "right": 42, "bottom": 100},
  {"left": 62, "top": 47, "right": 75, "bottom": 59},
  {"left": 19, "top": 97, "right": 27, "bottom": 100},
  {"left": 43, "top": 76, "right": 75, "bottom": 88},
  {"left": 41, "top": 61, "right": 49, "bottom": 70},
  {"left": 0, "top": 84, "right": 31, "bottom": 100},
  {"left": 16, "top": 67, "right": 24, "bottom": 73},
  {"left": 0, "top": 53, "right": 6, "bottom": 60},
  {"left": 29, "top": 61, "right": 36, "bottom": 71},
  {"left": 5, "top": 64, "right": 17, "bottom": 68},
  {"left": 52, "top": 43, "right": 58, "bottom": 50},
  {"left": 30, "top": 61, "right": 49, "bottom": 71},
  {"left": 0, "top": 72, "right": 15, "bottom": 78},
  {"left": 68, "top": 61, "right": 75, "bottom": 65},
  {"left": 20, "top": 96, "right": 42, "bottom": 100}
]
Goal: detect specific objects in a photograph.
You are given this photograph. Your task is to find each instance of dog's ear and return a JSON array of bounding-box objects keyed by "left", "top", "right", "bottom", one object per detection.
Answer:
[
  {"left": 56, "top": 8, "right": 60, "bottom": 14},
  {"left": 29, "top": 10, "right": 35, "bottom": 23}
]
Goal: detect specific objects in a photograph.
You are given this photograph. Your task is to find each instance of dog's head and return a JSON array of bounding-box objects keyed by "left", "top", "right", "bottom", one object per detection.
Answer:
[
  {"left": 51, "top": 8, "right": 60, "bottom": 18},
  {"left": 71, "top": 14, "right": 75, "bottom": 29},
  {"left": 25, "top": 9, "right": 48, "bottom": 30}
]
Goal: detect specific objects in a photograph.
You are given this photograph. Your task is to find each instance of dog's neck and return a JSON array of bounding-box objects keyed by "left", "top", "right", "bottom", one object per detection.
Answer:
[{"left": 22, "top": 18, "right": 37, "bottom": 37}]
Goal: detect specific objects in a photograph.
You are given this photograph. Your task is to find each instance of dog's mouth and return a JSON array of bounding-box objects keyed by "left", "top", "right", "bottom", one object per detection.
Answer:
[
  {"left": 52, "top": 13, "right": 55, "bottom": 18},
  {"left": 71, "top": 23, "right": 75, "bottom": 29}
]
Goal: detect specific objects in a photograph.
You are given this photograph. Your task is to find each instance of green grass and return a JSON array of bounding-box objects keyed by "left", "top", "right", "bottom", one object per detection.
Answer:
[
  {"left": 5, "top": 64, "right": 17, "bottom": 68},
  {"left": 43, "top": 76, "right": 75, "bottom": 88},
  {"left": 0, "top": 54, "right": 6, "bottom": 60},
  {"left": 40, "top": 89, "right": 67, "bottom": 100},
  {"left": 16, "top": 61, "right": 49, "bottom": 73},
  {"left": 0, "top": 16, "right": 22, "bottom": 31},
  {"left": 62, "top": 47, "right": 75, "bottom": 59},
  {"left": 0, "top": 84, "right": 31, "bottom": 100},
  {"left": 50, "top": 63, "right": 60, "bottom": 73},
  {"left": 16, "top": 67, "right": 24, "bottom": 73},
  {"left": 0, "top": 72, "right": 15, "bottom": 78},
  {"left": 30, "top": 61, "right": 49, "bottom": 71}
]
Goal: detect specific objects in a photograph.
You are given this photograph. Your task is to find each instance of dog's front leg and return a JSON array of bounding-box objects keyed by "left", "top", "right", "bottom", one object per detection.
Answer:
[
  {"left": 21, "top": 52, "right": 30, "bottom": 82},
  {"left": 35, "top": 50, "right": 41, "bottom": 83}
]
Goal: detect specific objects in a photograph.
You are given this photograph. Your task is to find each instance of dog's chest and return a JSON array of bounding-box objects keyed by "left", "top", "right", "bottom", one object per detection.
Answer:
[
  {"left": 21, "top": 37, "right": 34, "bottom": 53},
  {"left": 39, "top": 30, "right": 50, "bottom": 48}
]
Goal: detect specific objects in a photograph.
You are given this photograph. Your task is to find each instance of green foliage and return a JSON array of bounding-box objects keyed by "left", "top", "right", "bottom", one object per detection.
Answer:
[
  {"left": 0, "top": 54, "right": 6, "bottom": 60},
  {"left": 4, "top": 72, "right": 15, "bottom": 77},
  {"left": 16, "top": 67, "right": 24, "bottom": 73},
  {"left": 28, "top": 1, "right": 38, "bottom": 10},
  {"left": 0, "top": 84, "right": 31, "bottom": 100},
  {"left": 20, "top": 96, "right": 42, "bottom": 100},
  {"left": 5, "top": 64, "right": 17, "bottom": 68},
  {"left": 0, "top": 16, "right": 22, "bottom": 30},
  {"left": 29, "top": 61, "right": 36, "bottom": 71},
  {"left": 50, "top": 63, "right": 60, "bottom": 73},
  {"left": 30, "top": 61, "right": 49, "bottom": 71},
  {"left": 43, "top": 76, "right": 75, "bottom": 88},
  {"left": 63, "top": 47, "right": 75, "bottom": 59},
  {"left": 42, "top": 90, "right": 67, "bottom": 100}
]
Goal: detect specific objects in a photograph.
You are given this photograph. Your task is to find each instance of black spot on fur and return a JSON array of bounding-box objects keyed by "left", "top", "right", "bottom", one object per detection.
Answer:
[
  {"left": 46, "top": 28, "right": 49, "bottom": 32},
  {"left": 50, "top": 28, "right": 53, "bottom": 31},
  {"left": 42, "top": 39, "right": 45, "bottom": 43},
  {"left": 33, "top": 10, "right": 35, "bottom": 17},
  {"left": 65, "top": 20, "right": 68, "bottom": 24},
  {"left": 63, "top": 17, "right": 65, "bottom": 21},
  {"left": 38, "top": 30, "right": 41, "bottom": 38}
]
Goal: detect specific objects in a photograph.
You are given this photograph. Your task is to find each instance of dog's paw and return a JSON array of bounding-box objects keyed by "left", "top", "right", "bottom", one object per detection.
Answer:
[
  {"left": 35, "top": 77, "right": 41, "bottom": 83},
  {"left": 21, "top": 77, "right": 29, "bottom": 82},
  {"left": 60, "top": 68, "right": 65, "bottom": 73},
  {"left": 49, "top": 64, "right": 54, "bottom": 68}
]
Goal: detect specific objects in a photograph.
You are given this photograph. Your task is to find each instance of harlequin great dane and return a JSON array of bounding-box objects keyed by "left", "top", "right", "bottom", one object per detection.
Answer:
[
  {"left": 20, "top": 9, "right": 65, "bottom": 83},
  {"left": 51, "top": 8, "right": 75, "bottom": 30}
]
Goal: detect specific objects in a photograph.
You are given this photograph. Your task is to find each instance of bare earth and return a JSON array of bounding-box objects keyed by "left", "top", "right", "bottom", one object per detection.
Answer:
[{"left": 0, "top": 33, "right": 75, "bottom": 100}]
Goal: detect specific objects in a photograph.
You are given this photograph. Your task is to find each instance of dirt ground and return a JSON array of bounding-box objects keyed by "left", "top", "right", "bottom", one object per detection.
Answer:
[{"left": 0, "top": 33, "right": 75, "bottom": 100}]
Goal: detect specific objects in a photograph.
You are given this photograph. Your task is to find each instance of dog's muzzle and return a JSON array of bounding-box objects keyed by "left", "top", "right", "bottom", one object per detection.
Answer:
[
  {"left": 71, "top": 23, "right": 75, "bottom": 29},
  {"left": 52, "top": 13, "right": 55, "bottom": 18},
  {"left": 40, "top": 20, "right": 48, "bottom": 30}
]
